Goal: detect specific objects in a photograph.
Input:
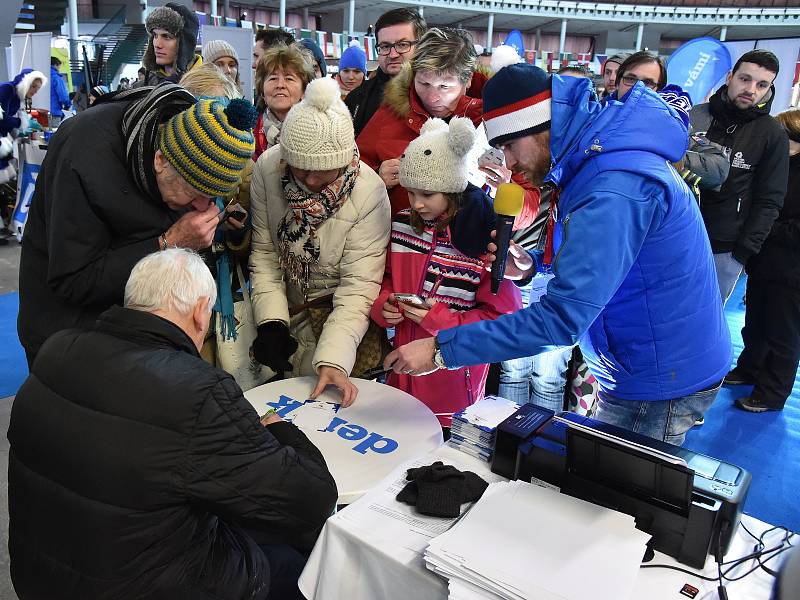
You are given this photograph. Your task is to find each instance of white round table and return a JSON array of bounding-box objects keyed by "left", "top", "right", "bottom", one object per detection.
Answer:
[{"left": 245, "top": 377, "right": 444, "bottom": 504}]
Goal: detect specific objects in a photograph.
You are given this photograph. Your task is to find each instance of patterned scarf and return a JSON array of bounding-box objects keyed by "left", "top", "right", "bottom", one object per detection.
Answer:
[
  {"left": 277, "top": 150, "right": 360, "bottom": 294},
  {"left": 108, "top": 84, "right": 195, "bottom": 201}
]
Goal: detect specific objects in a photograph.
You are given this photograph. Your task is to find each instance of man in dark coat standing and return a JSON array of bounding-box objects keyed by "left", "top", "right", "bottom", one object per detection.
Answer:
[
  {"left": 17, "top": 84, "right": 257, "bottom": 365},
  {"left": 345, "top": 7, "right": 426, "bottom": 137},
  {"left": 8, "top": 248, "right": 337, "bottom": 599},
  {"left": 689, "top": 50, "right": 789, "bottom": 306}
]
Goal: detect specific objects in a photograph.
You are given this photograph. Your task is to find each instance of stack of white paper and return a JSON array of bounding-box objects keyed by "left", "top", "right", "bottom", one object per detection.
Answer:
[
  {"left": 448, "top": 396, "right": 520, "bottom": 461},
  {"left": 424, "top": 481, "right": 651, "bottom": 600}
]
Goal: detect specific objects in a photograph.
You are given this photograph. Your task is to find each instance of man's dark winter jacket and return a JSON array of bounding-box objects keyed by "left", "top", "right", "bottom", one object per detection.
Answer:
[
  {"left": 689, "top": 85, "right": 789, "bottom": 264},
  {"left": 8, "top": 306, "right": 337, "bottom": 599},
  {"left": 345, "top": 67, "right": 391, "bottom": 138},
  {"left": 748, "top": 151, "right": 800, "bottom": 288},
  {"left": 18, "top": 100, "right": 175, "bottom": 362}
]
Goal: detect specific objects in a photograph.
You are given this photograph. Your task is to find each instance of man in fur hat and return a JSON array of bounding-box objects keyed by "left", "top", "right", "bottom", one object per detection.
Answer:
[{"left": 142, "top": 2, "right": 201, "bottom": 85}]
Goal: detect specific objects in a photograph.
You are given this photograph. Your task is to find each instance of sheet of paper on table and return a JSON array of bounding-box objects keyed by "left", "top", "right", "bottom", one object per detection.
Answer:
[
  {"left": 337, "top": 453, "right": 506, "bottom": 555},
  {"left": 424, "top": 480, "right": 652, "bottom": 600}
]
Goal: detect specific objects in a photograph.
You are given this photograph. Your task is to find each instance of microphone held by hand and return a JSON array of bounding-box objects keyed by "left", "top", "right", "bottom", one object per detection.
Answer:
[{"left": 490, "top": 183, "right": 525, "bottom": 293}]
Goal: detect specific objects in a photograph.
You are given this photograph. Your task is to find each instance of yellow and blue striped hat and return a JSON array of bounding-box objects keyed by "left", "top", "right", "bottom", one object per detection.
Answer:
[{"left": 159, "top": 98, "right": 257, "bottom": 197}]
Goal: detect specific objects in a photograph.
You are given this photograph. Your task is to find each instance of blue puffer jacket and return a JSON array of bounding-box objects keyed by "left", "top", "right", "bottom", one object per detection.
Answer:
[{"left": 439, "top": 77, "right": 732, "bottom": 401}]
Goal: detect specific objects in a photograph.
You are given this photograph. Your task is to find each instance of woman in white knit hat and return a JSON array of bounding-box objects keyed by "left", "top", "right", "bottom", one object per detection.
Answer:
[
  {"left": 249, "top": 77, "right": 391, "bottom": 406},
  {"left": 372, "top": 117, "right": 520, "bottom": 431},
  {"left": 202, "top": 39, "right": 240, "bottom": 88}
]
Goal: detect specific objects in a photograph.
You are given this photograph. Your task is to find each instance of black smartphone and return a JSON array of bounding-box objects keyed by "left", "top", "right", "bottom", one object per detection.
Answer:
[
  {"left": 220, "top": 209, "right": 247, "bottom": 224},
  {"left": 361, "top": 365, "right": 392, "bottom": 380}
]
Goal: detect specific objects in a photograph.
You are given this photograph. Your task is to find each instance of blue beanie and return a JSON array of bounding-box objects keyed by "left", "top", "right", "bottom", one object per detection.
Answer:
[
  {"left": 658, "top": 84, "right": 692, "bottom": 131},
  {"left": 339, "top": 40, "right": 367, "bottom": 75},
  {"left": 482, "top": 53, "right": 552, "bottom": 147},
  {"left": 299, "top": 38, "right": 327, "bottom": 77}
]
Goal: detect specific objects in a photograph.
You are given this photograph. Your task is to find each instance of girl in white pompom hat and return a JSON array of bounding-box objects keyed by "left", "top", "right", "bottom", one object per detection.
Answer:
[{"left": 372, "top": 116, "right": 521, "bottom": 431}]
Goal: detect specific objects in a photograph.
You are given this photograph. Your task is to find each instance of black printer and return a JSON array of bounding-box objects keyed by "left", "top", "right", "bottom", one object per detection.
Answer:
[{"left": 491, "top": 404, "right": 751, "bottom": 569}]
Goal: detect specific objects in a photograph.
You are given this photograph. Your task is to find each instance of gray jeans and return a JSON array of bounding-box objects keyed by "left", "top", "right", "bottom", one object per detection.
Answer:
[{"left": 713, "top": 252, "right": 743, "bottom": 306}]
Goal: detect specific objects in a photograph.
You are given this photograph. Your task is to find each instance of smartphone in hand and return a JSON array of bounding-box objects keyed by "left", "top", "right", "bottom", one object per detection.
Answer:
[
  {"left": 478, "top": 146, "right": 505, "bottom": 167},
  {"left": 394, "top": 293, "right": 431, "bottom": 309}
]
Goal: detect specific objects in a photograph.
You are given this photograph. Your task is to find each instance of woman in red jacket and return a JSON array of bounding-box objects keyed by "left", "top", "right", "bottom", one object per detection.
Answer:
[{"left": 356, "top": 27, "right": 539, "bottom": 227}]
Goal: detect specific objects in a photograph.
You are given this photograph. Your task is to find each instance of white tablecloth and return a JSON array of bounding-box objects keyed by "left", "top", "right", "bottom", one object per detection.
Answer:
[
  {"left": 299, "top": 445, "right": 783, "bottom": 600},
  {"left": 245, "top": 377, "right": 443, "bottom": 504}
]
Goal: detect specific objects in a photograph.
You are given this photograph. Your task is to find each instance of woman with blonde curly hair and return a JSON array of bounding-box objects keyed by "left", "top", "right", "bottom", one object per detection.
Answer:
[{"left": 253, "top": 43, "right": 315, "bottom": 160}]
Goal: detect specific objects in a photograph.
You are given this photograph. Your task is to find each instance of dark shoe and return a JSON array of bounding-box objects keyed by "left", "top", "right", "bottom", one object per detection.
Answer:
[
  {"left": 693, "top": 417, "right": 705, "bottom": 427},
  {"left": 735, "top": 397, "right": 782, "bottom": 413},
  {"left": 724, "top": 368, "right": 755, "bottom": 386}
]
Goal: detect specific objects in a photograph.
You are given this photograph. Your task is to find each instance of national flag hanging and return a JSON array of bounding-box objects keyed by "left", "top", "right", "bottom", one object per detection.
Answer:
[
  {"left": 332, "top": 33, "right": 343, "bottom": 58},
  {"left": 316, "top": 31, "right": 328, "bottom": 56},
  {"left": 299, "top": 29, "right": 313, "bottom": 40},
  {"left": 363, "top": 36, "right": 377, "bottom": 61}
]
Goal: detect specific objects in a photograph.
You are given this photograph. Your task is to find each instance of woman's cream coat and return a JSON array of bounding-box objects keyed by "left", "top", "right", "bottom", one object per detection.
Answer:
[{"left": 249, "top": 145, "right": 391, "bottom": 375}]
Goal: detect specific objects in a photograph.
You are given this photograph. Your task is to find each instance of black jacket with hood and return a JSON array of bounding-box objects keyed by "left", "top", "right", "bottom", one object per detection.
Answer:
[
  {"left": 689, "top": 84, "right": 789, "bottom": 264},
  {"left": 345, "top": 66, "right": 391, "bottom": 138},
  {"left": 747, "top": 151, "right": 800, "bottom": 288},
  {"left": 142, "top": 2, "right": 201, "bottom": 86},
  {"left": 8, "top": 305, "right": 337, "bottom": 599}
]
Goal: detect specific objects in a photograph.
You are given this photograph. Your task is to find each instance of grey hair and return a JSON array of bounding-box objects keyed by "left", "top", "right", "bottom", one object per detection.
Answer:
[
  {"left": 179, "top": 63, "right": 242, "bottom": 99},
  {"left": 124, "top": 248, "right": 217, "bottom": 315},
  {"left": 411, "top": 27, "right": 477, "bottom": 84}
]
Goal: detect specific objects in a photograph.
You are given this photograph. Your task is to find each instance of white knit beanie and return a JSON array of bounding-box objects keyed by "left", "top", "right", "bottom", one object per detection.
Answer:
[
  {"left": 280, "top": 77, "right": 355, "bottom": 170},
  {"left": 399, "top": 117, "right": 476, "bottom": 193},
  {"left": 202, "top": 39, "right": 239, "bottom": 67}
]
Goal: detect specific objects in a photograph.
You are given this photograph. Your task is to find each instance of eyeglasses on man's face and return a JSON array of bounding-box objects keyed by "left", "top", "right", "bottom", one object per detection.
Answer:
[
  {"left": 376, "top": 40, "right": 418, "bottom": 55},
  {"left": 619, "top": 74, "right": 659, "bottom": 90}
]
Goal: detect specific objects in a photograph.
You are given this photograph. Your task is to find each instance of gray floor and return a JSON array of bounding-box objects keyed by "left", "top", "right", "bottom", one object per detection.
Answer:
[{"left": 1, "top": 236, "right": 21, "bottom": 598}]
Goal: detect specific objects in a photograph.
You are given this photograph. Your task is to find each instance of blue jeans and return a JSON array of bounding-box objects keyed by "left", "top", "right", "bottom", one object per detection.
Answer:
[
  {"left": 499, "top": 278, "right": 572, "bottom": 411},
  {"left": 713, "top": 252, "right": 743, "bottom": 306},
  {"left": 593, "top": 384, "right": 722, "bottom": 446}
]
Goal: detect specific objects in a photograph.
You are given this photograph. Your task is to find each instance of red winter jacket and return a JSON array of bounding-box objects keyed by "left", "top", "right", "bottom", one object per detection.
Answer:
[
  {"left": 370, "top": 185, "right": 521, "bottom": 426},
  {"left": 356, "top": 64, "right": 540, "bottom": 227}
]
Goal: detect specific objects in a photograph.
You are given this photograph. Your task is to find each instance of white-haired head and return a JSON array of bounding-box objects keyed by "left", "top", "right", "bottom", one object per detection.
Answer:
[{"left": 124, "top": 248, "right": 216, "bottom": 316}]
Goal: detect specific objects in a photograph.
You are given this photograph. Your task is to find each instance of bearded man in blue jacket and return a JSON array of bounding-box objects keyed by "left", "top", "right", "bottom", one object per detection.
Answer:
[{"left": 386, "top": 59, "right": 732, "bottom": 446}]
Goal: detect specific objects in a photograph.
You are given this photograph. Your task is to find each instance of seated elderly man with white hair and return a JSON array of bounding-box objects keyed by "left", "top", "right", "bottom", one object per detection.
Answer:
[{"left": 8, "top": 248, "right": 337, "bottom": 600}]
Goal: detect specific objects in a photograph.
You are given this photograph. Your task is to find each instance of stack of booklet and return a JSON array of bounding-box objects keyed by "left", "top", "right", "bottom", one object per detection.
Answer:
[
  {"left": 424, "top": 480, "right": 651, "bottom": 600},
  {"left": 448, "top": 396, "right": 520, "bottom": 461}
]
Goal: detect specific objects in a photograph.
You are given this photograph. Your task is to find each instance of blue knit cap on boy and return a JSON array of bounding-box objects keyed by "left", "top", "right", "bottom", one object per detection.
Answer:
[
  {"left": 339, "top": 40, "right": 367, "bottom": 75},
  {"left": 399, "top": 117, "right": 476, "bottom": 194}
]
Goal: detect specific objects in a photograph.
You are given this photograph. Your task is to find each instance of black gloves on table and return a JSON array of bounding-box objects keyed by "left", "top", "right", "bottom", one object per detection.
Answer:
[
  {"left": 251, "top": 321, "right": 299, "bottom": 372},
  {"left": 396, "top": 461, "right": 489, "bottom": 518}
]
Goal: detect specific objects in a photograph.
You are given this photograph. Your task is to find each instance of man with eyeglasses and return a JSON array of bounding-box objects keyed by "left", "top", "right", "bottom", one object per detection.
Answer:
[
  {"left": 613, "top": 52, "right": 731, "bottom": 215},
  {"left": 345, "top": 8, "right": 426, "bottom": 137},
  {"left": 689, "top": 50, "right": 788, "bottom": 309}
]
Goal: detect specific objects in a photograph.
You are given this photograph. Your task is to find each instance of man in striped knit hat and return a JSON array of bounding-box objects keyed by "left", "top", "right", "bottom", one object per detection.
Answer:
[{"left": 17, "top": 85, "right": 258, "bottom": 365}]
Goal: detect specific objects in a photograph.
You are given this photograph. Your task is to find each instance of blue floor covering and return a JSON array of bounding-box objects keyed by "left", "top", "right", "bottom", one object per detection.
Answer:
[
  {"left": 1, "top": 277, "right": 798, "bottom": 529},
  {"left": 685, "top": 276, "right": 800, "bottom": 531},
  {"left": 0, "top": 292, "right": 26, "bottom": 398}
]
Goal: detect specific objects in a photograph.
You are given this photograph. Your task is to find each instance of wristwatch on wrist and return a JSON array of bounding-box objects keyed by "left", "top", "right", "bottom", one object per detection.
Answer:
[{"left": 433, "top": 338, "right": 448, "bottom": 370}]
